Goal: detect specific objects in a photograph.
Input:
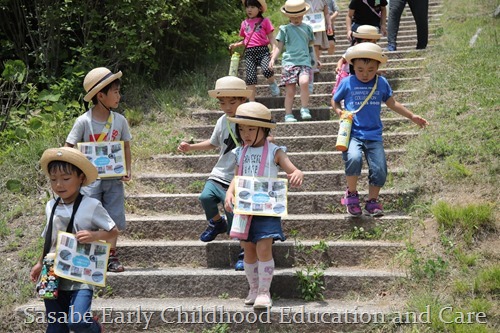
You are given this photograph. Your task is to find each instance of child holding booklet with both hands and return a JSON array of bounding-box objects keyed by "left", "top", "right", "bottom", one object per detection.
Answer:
[{"left": 224, "top": 102, "right": 304, "bottom": 309}]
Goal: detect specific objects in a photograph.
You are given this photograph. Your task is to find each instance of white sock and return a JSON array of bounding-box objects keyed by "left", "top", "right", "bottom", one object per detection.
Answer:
[
  {"left": 244, "top": 261, "right": 259, "bottom": 292},
  {"left": 258, "top": 259, "right": 275, "bottom": 295}
]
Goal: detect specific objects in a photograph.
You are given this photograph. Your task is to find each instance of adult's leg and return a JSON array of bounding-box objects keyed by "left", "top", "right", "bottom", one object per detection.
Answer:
[
  {"left": 387, "top": 0, "right": 407, "bottom": 47},
  {"left": 67, "top": 289, "right": 101, "bottom": 333},
  {"left": 408, "top": 0, "right": 429, "bottom": 49}
]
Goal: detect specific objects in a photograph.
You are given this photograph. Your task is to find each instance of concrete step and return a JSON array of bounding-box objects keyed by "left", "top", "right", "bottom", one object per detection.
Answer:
[
  {"left": 183, "top": 117, "right": 413, "bottom": 138},
  {"left": 257, "top": 77, "right": 427, "bottom": 96},
  {"left": 118, "top": 239, "right": 404, "bottom": 269},
  {"left": 126, "top": 189, "right": 416, "bottom": 215},
  {"left": 103, "top": 267, "right": 404, "bottom": 299},
  {"left": 151, "top": 148, "right": 405, "bottom": 173},
  {"left": 124, "top": 213, "right": 413, "bottom": 241},
  {"left": 256, "top": 90, "right": 418, "bottom": 109},
  {"left": 241, "top": 57, "right": 425, "bottom": 77},
  {"left": 134, "top": 168, "right": 407, "bottom": 194},
  {"left": 256, "top": 66, "right": 424, "bottom": 85},
  {"left": 16, "top": 297, "right": 404, "bottom": 332},
  {"left": 190, "top": 103, "right": 415, "bottom": 124}
]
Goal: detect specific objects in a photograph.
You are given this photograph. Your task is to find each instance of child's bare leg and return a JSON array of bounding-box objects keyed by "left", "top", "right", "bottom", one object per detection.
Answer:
[
  {"left": 247, "top": 84, "right": 256, "bottom": 102},
  {"left": 284, "top": 84, "right": 296, "bottom": 115},
  {"left": 298, "top": 74, "right": 310, "bottom": 108},
  {"left": 256, "top": 238, "right": 273, "bottom": 262},
  {"left": 368, "top": 184, "right": 382, "bottom": 200},
  {"left": 241, "top": 241, "right": 257, "bottom": 263},
  {"left": 346, "top": 175, "right": 359, "bottom": 192},
  {"left": 314, "top": 45, "right": 322, "bottom": 68}
]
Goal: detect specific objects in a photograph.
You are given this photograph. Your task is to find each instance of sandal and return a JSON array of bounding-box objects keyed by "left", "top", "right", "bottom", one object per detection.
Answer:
[{"left": 341, "top": 189, "right": 362, "bottom": 217}]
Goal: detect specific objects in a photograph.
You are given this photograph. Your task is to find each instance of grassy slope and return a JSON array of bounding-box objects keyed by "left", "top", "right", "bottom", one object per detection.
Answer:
[{"left": 0, "top": 0, "right": 498, "bottom": 332}]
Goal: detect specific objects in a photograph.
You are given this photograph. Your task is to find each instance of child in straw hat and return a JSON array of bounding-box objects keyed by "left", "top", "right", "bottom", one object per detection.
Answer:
[
  {"left": 225, "top": 102, "right": 304, "bottom": 309},
  {"left": 333, "top": 43, "right": 428, "bottom": 217},
  {"left": 31, "top": 147, "right": 118, "bottom": 332},
  {"left": 229, "top": 0, "right": 280, "bottom": 101},
  {"left": 178, "top": 76, "right": 252, "bottom": 270},
  {"left": 65, "top": 67, "right": 131, "bottom": 273},
  {"left": 270, "top": 0, "right": 316, "bottom": 122}
]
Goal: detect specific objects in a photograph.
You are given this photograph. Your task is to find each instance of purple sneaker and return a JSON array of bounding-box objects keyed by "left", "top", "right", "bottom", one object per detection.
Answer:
[
  {"left": 365, "top": 199, "right": 384, "bottom": 217},
  {"left": 341, "top": 189, "right": 362, "bottom": 217}
]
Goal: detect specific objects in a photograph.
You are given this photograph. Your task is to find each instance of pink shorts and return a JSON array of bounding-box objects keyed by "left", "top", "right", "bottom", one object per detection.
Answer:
[{"left": 279, "top": 65, "right": 312, "bottom": 86}]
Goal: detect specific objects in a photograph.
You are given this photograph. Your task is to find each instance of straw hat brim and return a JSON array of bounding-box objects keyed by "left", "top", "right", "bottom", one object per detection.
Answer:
[
  {"left": 280, "top": 3, "right": 310, "bottom": 17},
  {"left": 227, "top": 116, "right": 276, "bottom": 129},
  {"left": 352, "top": 32, "right": 382, "bottom": 40},
  {"left": 208, "top": 89, "right": 252, "bottom": 98},
  {"left": 40, "top": 147, "right": 98, "bottom": 186},
  {"left": 84, "top": 71, "right": 123, "bottom": 102},
  {"left": 345, "top": 49, "right": 387, "bottom": 65}
]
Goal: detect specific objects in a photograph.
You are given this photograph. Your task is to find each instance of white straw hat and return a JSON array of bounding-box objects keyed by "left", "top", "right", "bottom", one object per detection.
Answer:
[
  {"left": 281, "top": 0, "right": 310, "bottom": 17},
  {"left": 208, "top": 76, "right": 252, "bottom": 98},
  {"left": 345, "top": 43, "right": 388, "bottom": 65},
  {"left": 228, "top": 102, "right": 276, "bottom": 129},
  {"left": 352, "top": 25, "right": 382, "bottom": 40},
  {"left": 40, "top": 147, "right": 98, "bottom": 186},
  {"left": 83, "top": 67, "right": 122, "bottom": 102}
]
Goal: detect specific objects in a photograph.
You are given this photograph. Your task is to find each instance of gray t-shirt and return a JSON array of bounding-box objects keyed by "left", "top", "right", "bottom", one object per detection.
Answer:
[
  {"left": 41, "top": 196, "right": 116, "bottom": 290},
  {"left": 66, "top": 109, "right": 132, "bottom": 144},
  {"left": 208, "top": 114, "right": 238, "bottom": 186}
]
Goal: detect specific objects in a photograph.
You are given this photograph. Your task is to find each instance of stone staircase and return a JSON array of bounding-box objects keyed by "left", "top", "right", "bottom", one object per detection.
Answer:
[{"left": 17, "top": 2, "right": 442, "bottom": 332}]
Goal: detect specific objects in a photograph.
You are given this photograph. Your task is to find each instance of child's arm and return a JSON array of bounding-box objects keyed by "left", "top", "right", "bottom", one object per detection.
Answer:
[
  {"left": 346, "top": 9, "right": 355, "bottom": 41},
  {"left": 333, "top": 101, "right": 344, "bottom": 118},
  {"left": 385, "top": 96, "right": 429, "bottom": 128},
  {"left": 267, "top": 31, "right": 279, "bottom": 59},
  {"left": 269, "top": 40, "right": 284, "bottom": 71},
  {"left": 75, "top": 226, "right": 119, "bottom": 244},
  {"left": 30, "top": 254, "right": 43, "bottom": 282},
  {"left": 380, "top": 6, "right": 387, "bottom": 36},
  {"left": 275, "top": 149, "right": 304, "bottom": 187},
  {"left": 178, "top": 139, "right": 216, "bottom": 153},
  {"left": 224, "top": 166, "right": 239, "bottom": 212},
  {"left": 336, "top": 57, "right": 346, "bottom": 73},
  {"left": 122, "top": 140, "right": 132, "bottom": 181},
  {"left": 229, "top": 40, "right": 245, "bottom": 52},
  {"left": 324, "top": 4, "right": 333, "bottom": 35}
]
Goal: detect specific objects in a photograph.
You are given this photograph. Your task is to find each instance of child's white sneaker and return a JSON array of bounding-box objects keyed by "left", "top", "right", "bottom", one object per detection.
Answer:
[
  {"left": 300, "top": 108, "right": 312, "bottom": 120},
  {"left": 269, "top": 82, "right": 280, "bottom": 97},
  {"left": 253, "top": 292, "right": 272, "bottom": 309},
  {"left": 284, "top": 114, "right": 297, "bottom": 122}
]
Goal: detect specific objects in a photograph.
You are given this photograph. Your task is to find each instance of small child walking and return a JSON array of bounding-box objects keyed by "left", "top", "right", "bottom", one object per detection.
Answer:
[
  {"left": 224, "top": 102, "right": 304, "bottom": 308},
  {"left": 306, "top": 0, "right": 333, "bottom": 69},
  {"left": 31, "top": 147, "right": 118, "bottom": 332},
  {"left": 229, "top": 0, "right": 280, "bottom": 101},
  {"left": 333, "top": 43, "right": 429, "bottom": 217},
  {"left": 65, "top": 67, "right": 131, "bottom": 273},
  {"left": 178, "top": 76, "right": 252, "bottom": 270},
  {"left": 270, "top": 0, "right": 316, "bottom": 123}
]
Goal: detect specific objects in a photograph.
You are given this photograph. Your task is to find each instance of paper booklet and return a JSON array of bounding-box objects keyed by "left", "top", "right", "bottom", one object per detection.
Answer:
[
  {"left": 303, "top": 12, "right": 326, "bottom": 32},
  {"left": 77, "top": 141, "right": 126, "bottom": 178},
  {"left": 233, "top": 176, "right": 288, "bottom": 217},
  {"left": 54, "top": 231, "right": 111, "bottom": 287}
]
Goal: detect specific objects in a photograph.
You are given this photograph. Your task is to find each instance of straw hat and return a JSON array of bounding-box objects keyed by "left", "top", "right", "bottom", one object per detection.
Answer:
[
  {"left": 228, "top": 102, "right": 276, "bottom": 129},
  {"left": 345, "top": 43, "right": 388, "bottom": 65},
  {"left": 241, "top": 0, "right": 267, "bottom": 13},
  {"left": 281, "top": 0, "right": 310, "bottom": 17},
  {"left": 40, "top": 147, "right": 98, "bottom": 186},
  {"left": 208, "top": 76, "right": 252, "bottom": 98},
  {"left": 352, "top": 25, "right": 382, "bottom": 40},
  {"left": 83, "top": 67, "right": 122, "bottom": 102}
]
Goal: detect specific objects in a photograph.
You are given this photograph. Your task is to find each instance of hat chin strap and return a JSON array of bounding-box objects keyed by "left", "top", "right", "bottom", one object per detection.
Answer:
[{"left": 98, "top": 98, "right": 111, "bottom": 112}]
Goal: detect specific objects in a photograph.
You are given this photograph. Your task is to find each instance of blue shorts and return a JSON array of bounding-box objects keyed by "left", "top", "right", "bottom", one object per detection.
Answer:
[
  {"left": 242, "top": 216, "right": 286, "bottom": 244},
  {"left": 81, "top": 179, "right": 126, "bottom": 230}
]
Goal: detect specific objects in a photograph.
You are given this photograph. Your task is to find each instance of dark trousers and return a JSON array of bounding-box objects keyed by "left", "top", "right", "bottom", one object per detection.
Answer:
[{"left": 387, "top": 0, "right": 429, "bottom": 49}]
